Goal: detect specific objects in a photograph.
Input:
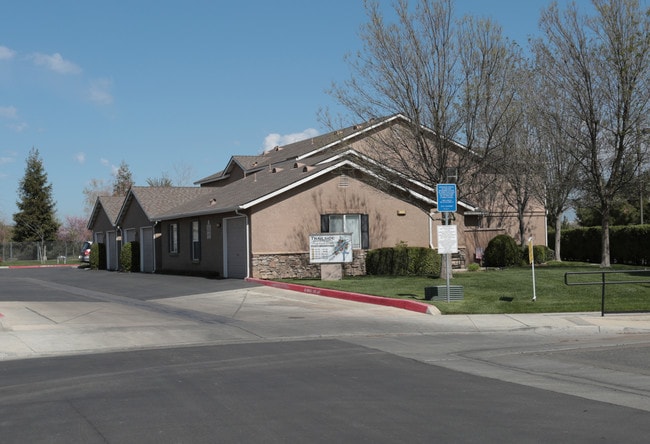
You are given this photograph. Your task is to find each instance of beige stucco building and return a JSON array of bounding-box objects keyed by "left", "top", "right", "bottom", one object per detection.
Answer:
[{"left": 88, "top": 115, "right": 547, "bottom": 278}]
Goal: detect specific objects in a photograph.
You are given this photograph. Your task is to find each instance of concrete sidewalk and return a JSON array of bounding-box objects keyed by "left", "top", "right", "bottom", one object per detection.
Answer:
[{"left": 2, "top": 283, "right": 650, "bottom": 362}]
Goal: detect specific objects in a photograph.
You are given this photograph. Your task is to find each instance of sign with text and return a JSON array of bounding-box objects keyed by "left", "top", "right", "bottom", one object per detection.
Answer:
[
  {"left": 437, "top": 225, "right": 458, "bottom": 254},
  {"left": 309, "top": 233, "right": 353, "bottom": 263},
  {"left": 436, "top": 183, "right": 457, "bottom": 212}
]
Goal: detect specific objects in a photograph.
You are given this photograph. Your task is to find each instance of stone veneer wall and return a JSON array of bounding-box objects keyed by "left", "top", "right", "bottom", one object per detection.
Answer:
[{"left": 252, "top": 250, "right": 367, "bottom": 280}]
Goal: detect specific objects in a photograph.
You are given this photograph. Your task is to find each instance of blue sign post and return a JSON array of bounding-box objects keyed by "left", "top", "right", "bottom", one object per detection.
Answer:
[{"left": 436, "top": 183, "right": 457, "bottom": 213}]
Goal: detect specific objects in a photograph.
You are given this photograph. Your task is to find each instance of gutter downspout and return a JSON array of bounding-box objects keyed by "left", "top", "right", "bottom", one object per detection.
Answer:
[
  {"left": 153, "top": 220, "right": 159, "bottom": 273},
  {"left": 428, "top": 211, "right": 435, "bottom": 249},
  {"left": 116, "top": 225, "right": 122, "bottom": 271},
  {"left": 235, "top": 208, "right": 251, "bottom": 278}
]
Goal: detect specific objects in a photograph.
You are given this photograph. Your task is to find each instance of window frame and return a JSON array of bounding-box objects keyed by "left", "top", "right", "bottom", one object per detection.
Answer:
[
  {"left": 191, "top": 220, "right": 201, "bottom": 262},
  {"left": 169, "top": 223, "right": 179, "bottom": 254},
  {"left": 320, "top": 213, "right": 369, "bottom": 249}
]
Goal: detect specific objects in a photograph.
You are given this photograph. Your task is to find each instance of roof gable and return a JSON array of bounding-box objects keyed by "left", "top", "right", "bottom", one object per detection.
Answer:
[
  {"left": 87, "top": 195, "right": 125, "bottom": 230},
  {"left": 116, "top": 186, "right": 212, "bottom": 225}
]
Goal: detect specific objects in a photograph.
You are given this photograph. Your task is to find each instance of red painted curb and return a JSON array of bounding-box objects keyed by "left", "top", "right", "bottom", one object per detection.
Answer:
[
  {"left": 1, "top": 264, "right": 80, "bottom": 269},
  {"left": 246, "top": 278, "right": 434, "bottom": 314}
]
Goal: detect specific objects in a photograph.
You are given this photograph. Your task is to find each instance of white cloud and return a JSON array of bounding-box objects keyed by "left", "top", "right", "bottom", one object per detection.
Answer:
[
  {"left": 30, "top": 52, "right": 81, "bottom": 75},
  {"left": 0, "top": 45, "right": 15, "bottom": 60},
  {"left": 263, "top": 128, "right": 319, "bottom": 152},
  {"left": 0, "top": 156, "right": 14, "bottom": 165},
  {"left": 75, "top": 152, "right": 86, "bottom": 164},
  {"left": 0, "top": 106, "right": 26, "bottom": 132},
  {"left": 88, "top": 78, "right": 113, "bottom": 105},
  {"left": 101, "top": 158, "right": 118, "bottom": 175},
  {"left": 0, "top": 106, "right": 17, "bottom": 119},
  {"left": 8, "top": 122, "right": 27, "bottom": 132}
]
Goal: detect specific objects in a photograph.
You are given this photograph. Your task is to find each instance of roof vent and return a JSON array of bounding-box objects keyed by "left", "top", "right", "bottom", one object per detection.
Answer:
[
  {"left": 272, "top": 167, "right": 283, "bottom": 173},
  {"left": 209, "top": 198, "right": 217, "bottom": 206},
  {"left": 293, "top": 162, "right": 304, "bottom": 169},
  {"left": 302, "top": 165, "right": 314, "bottom": 173},
  {"left": 274, "top": 146, "right": 282, "bottom": 151}
]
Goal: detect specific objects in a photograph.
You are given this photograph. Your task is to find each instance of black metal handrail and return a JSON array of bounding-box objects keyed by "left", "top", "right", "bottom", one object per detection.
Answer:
[{"left": 564, "top": 270, "right": 650, "bottom": 316}]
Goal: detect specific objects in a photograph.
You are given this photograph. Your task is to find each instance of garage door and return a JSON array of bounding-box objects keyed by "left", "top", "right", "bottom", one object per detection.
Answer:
[
  {"left": 107, "top": 231, "right": 117, "bottom": 271},
  {"left": 141, "top": 226, "right": 154, "bottom": 273},
  {"left": 225, "top": 216, "right": 247, "bottom": 278}
]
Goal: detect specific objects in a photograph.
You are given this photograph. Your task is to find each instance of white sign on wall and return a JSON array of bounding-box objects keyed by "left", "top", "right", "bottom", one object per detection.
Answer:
[
  {"left": 309, "top": 233, "right": 353, "bottom": 263},
  {"left": 437, "top": 225, "right": 458, "bottom": 254}
]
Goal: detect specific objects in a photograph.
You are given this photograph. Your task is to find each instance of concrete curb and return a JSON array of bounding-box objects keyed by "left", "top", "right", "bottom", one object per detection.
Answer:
[
  {"left": 0, "top": 264, "right": 80, "bottom": 269},
  {"left": 246, "top": 278, "right": 439, "bottom": 315}
]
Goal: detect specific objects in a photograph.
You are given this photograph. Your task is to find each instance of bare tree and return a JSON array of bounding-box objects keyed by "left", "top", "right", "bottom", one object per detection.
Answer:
[
  {"left": 532, "top": 0, "right": 650, "bottom": 267},
  {"left": 146, "top": 173, "right": 173, "bottom": 187},
  {"left": 328, "top": 0, "right": 523, "bottom": 206},
  {"left": 528, "top": 70, "right": 581, "bottom": 260},
  {"left": 82, "top": 178, "right": 112, "bottom": 217},
  {"left": 497, "top": 103, "right": 545, "bottom": 245},
  {"left": 172, "top": 161, "right": 196, "bottom": 186}
]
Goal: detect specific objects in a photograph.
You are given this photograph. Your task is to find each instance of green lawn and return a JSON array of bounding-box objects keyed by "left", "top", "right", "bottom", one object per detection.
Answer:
[
  {"left": 284, "top": 262, "right": 650, "bottom": 314},
  {"left": 0, "top": 259, "right": 83, "bottom": 266}
]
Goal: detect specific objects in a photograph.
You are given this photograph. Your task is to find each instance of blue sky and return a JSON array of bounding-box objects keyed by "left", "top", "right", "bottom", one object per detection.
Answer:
[{"left": 0, "top": 0, "right": 607, "bottom": 221}]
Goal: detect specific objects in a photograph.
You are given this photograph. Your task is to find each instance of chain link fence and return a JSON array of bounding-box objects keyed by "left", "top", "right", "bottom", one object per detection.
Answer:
[{"left": 0, "top": 241, "right": 85, "bottom": 263}]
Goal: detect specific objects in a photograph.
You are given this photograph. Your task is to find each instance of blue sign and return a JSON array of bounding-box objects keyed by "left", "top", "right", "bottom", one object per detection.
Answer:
[{"left": 436, "top": 183, "right": 457, "bottom": 212}]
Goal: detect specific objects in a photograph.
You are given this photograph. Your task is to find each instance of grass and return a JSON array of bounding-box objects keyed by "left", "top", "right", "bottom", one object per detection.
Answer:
[
  {"left": 0, "top": 258, "right": 83, "bottom": 266},
  {"left": 283, "top": 262, "right": 650, "bottom": 314}
]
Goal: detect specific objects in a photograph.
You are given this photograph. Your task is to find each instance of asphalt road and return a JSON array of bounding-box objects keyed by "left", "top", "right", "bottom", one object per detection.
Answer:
[{"left": 2, "top": 267, "right": 650, "bottom": 443}]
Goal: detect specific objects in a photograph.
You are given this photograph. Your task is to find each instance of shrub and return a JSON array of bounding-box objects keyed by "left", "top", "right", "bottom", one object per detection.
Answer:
[
  {"left": 523, "top": 244, "right": 548, "bottom": 264},
  {"left": 120, "top": 241, "right": 140, "bottom": 272},
  {"left": 90, "top": 243, "right": 106, "bottom": 270},
  {"left": 366, "top": 246, "right": 441, "bottom": 277},
  {"left": 467, "top": 262, "right": 480, "bottom": 272},
  {"left": 483, "top": 234, "right": 521, "bottom": 267}
]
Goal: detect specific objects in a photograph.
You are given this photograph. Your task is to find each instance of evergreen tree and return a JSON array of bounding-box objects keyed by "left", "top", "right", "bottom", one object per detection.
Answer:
[
  {"left": 112, "top": 160, "right": 134, "bottom": 196},
  {"left": 13, "top": 148, "right": 60, "bottom": 242}
]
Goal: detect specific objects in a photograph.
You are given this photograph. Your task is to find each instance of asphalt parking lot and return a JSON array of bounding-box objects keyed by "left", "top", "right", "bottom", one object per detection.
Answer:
[{"left": 2, "top": 267, "right": 650, "bottom": 442}]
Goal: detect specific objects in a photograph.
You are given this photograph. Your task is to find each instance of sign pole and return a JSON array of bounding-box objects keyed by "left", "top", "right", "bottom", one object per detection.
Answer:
[
  {"left": 529, "top": 237, "right": 537, "bottom": 302},
  {"left": 445, "top": 212, "right": 451, "bottom": 302}
]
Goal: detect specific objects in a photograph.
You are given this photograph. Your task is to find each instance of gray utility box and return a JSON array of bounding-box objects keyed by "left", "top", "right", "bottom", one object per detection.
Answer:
[{"left": 424, "top": 285, "right": 464, "bottom": 301}]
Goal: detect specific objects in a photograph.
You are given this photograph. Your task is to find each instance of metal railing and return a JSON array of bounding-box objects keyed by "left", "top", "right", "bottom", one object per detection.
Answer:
[{"left": 564, "top": 270, "right": 650, "bottom": 316}]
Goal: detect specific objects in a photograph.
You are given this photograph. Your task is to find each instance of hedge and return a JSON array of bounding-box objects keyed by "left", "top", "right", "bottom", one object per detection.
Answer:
[
  {"left": 549, "top": 225, "right": 650, "bottom": 264},
  {"left": 90, "top": 243, "right": 106, "bottom": 270},
  {"left": 366, "top": 246, "right": 441, "bottom": 277},
  {"left": 120, "top": 241, "right": 140, "bottom": 272}
]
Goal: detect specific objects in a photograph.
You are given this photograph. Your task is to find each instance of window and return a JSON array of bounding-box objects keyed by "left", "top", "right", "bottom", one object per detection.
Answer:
[
  {"left": 445, "top": 167, "right": 458, "bottom": 183},
  {"left": 321, "top": 214, "right": 369, "bottom": 249},
  {"left": 191, "top": 220, "right": 201, "bottom": 261},
  {"left": 169, "top": 223, "right": 179, "bottom": 253},
  {"left": 124, "top": 228, "right": 136, "bottom": 243}
]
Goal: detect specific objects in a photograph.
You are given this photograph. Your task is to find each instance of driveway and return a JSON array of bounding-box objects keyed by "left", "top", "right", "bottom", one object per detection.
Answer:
[{"left": 2, "top": 266, "right": 650, "bottom": 417}]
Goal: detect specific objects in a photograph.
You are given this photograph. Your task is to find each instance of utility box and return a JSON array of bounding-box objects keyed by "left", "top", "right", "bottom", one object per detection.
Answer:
[{"left": 424, "top": 285, "right": 464, "bottom": 301}]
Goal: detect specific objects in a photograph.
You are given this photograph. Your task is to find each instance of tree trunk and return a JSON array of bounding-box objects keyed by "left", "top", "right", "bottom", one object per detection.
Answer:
[
  {"left": 600, "top": 204, "right": 611, "bottom": 267},
  {"left": 518, "top": 206, "right": 526, "bottom": 246},
  {"left": 554, "top": 216, "right": 562, "bottom": 261}
]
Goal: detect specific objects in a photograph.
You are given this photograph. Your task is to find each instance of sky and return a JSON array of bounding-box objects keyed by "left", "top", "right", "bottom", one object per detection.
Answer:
[{"left": 0, "top": 0, "right": 627, "bottom": 222}]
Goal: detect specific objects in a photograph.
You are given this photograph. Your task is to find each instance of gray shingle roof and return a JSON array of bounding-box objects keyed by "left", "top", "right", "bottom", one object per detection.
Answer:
[
  {"left": 117, "top": 186, "right": 213, "bottom": 224},
  {"left": 87, "top": 195, "right": 126, "bottom": 229},
  {"left": 159, "top": 158, "right": 336, "bottom": 220},
  {"left": 194, "top": 117, "right": 390, "bottom": 185}
]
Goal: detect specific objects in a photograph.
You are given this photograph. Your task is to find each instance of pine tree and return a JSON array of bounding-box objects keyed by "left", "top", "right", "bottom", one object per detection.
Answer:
[
  {"left": 112, "top": 160, "right": 134, "bottom": 196},
  {"left": 12, "top": 148, "right": 60, "bottom": 242}
]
